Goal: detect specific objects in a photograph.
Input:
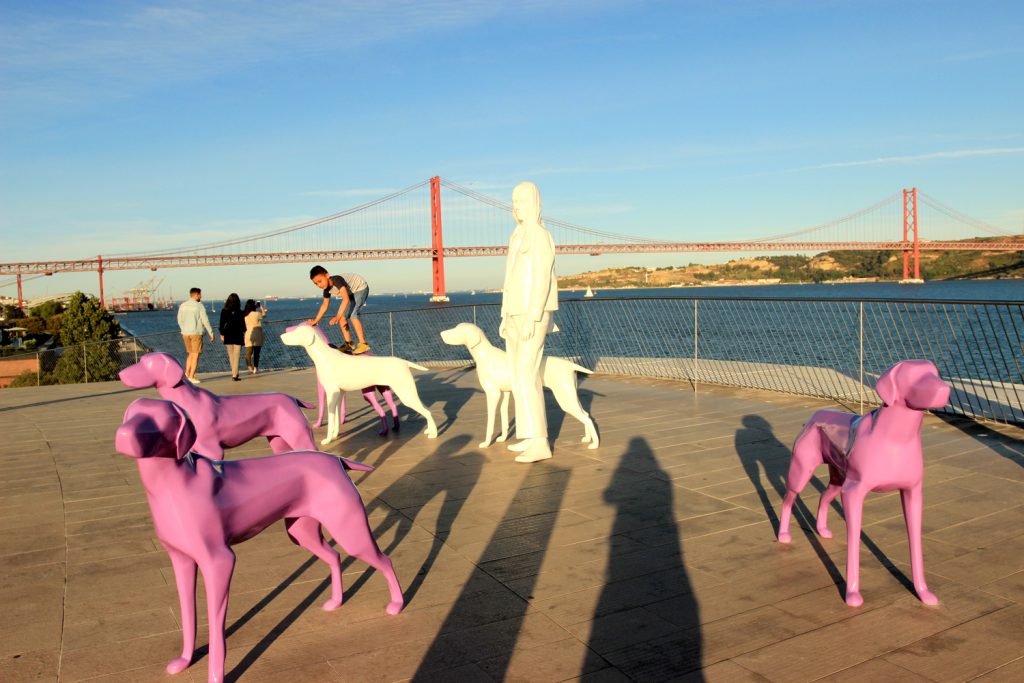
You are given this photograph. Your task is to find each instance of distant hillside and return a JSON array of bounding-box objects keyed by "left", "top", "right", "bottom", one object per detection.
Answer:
[{"left": 559, "top": 236, "right": 1024, "bottom": 289}]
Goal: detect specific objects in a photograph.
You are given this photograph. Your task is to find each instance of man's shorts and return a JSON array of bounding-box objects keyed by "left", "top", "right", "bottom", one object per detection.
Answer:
[
  {"left": 182, "top": 334, "right": 203, "bottom": 354},
  {"left": 342, "top": 287, "right": 369, "bottom": 321}
]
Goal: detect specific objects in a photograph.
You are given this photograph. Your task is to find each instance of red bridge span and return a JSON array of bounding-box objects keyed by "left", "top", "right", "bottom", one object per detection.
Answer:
[{"left": 1, "top": 178, "right": 1020, "bottom": 307}]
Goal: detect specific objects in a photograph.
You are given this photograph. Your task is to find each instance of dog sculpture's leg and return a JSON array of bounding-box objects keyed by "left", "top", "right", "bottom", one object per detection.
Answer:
[
  {"left": 497, "top": 391, "right": 510, "bottom": 442},
  {"left": 841, "top": 483, "right": 868, "bottom": 607},
  {"left": 381, "top": 388, "right": 399, "bottom": 432},
  {"left": 481, "top": 388, "right": 500, "bottom": 447},
  {"left": 360, "top": 388, "right": 388, "bottom": 436},
  {"left": 778, "top": 433, "right": 822, "bottom": 544},
  {"left": 390, "top": 375, "right": 437, "bottom": 438},
  {"left": 816, "top": 483, "right": 842, "bottom": 539},
  {"left": 901, "top": 483, "right": 939, "bottom": 605},
  {"left": 550, "top": 380, "right": 599, "bottom": 449},
  {"left": 321, "top": 516, "right": 405, "bottom": 616},
  {"left": 198, "top": 548, "right": 236, "bottom": 683},
  {"left": 322, "top": 388, "right": 342, "bottom": 445},
  {"left": 164, "top": 548, "right": 198, "bottom": 675},
  {"left": 313, "top": 380, "right": 327, "bottom": 428},
  {"left": 286, "top": 517, "right": 345, "bottom": 610}
]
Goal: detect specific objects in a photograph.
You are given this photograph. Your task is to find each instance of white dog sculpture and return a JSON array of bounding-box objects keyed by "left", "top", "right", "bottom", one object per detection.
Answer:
[
  {"left": 281, "top": 324, "right": 438, "bottom": 444},
  {"left": 440, "top": 322, "right": 599, "bottom": 450}
]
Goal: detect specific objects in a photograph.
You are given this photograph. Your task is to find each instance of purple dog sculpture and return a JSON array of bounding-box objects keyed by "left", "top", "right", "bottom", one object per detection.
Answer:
[
  {"left": 778, "top": 359, "right": 950, "bottom": 607},
  {"left": 120, "top": 351, "right": 316, "bottom": 457},
  {"left": 115, "top": 397, "right": 404, "bottom": 683}
]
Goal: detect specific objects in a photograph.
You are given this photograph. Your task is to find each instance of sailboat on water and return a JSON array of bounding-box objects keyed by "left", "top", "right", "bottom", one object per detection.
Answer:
[{"left": 584, "top": 286, "right": 595, "bottom": 298}]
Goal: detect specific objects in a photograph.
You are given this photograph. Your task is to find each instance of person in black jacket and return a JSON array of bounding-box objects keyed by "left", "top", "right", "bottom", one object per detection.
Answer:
[{"left": 219, "top": 293, "right": 246, "bottom": 381}]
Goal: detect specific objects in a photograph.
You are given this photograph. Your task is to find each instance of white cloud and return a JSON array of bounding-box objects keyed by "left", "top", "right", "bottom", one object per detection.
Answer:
[{"left": 795, "top": 147, "right": 1024, "bottom": 172}]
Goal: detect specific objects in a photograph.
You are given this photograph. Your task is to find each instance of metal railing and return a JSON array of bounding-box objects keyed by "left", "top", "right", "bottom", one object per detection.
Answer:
[{"left": 3, "top": 297, "right": 1021, "bottom": 425}]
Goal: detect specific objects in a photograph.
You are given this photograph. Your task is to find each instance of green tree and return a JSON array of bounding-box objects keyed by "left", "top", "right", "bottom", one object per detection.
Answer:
[
  {"left": 51, "top": 293, "right": 122, "bottom": 383},
  {"left": 30, "top": 300, "right": 64, "bottom": 319},
  {"left": 2, "top": 304, "right": 25, "bottom": 321}
]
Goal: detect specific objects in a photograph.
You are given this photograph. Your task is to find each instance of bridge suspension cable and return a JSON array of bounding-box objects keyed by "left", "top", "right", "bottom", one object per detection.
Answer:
[
  {"left": 917, "top": 191, "right": 1018, "bottom": 237},
  {"left": 107, "top": 179, "right": 431, "bottom": 257}
]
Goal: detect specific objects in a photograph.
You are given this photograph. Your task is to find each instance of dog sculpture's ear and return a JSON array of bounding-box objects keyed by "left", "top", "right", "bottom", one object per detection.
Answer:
[
  {"left": 875, "top": 362, "right": 903, "bottom": 406},
  {"left": 169, "top": 402, "right": 197, "bottom": 460},
  {"left": 338, "top": 457, "right": 375, "bottom": 472},
  {"left": 162, "top": 353, "right": 186, "bottom": 388}
]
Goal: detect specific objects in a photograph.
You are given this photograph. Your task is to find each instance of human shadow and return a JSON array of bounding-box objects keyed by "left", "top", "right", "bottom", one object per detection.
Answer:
[
  {"left": 936, "top": 412, "right": 1024, "bottom": 469},
  {"left": 736, "top": 414, "right": 915, "bottom": 598},
  {"left": 221, "top": 435, "right": 481, "bottom": 681},
  {"left": 583, "top": 437, "right": 703, "bottom": 680},
  {"left": 411, "top": 462, "right": 569, "bottom": 681}
]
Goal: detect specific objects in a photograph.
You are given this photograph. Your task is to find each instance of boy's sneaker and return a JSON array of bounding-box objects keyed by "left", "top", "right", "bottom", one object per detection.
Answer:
[
  {"left": 353, "top": 342, "right": 370, "bottom": 355},
  {"left": 339, "top": 341, "right": 355, "bottom": 353}
]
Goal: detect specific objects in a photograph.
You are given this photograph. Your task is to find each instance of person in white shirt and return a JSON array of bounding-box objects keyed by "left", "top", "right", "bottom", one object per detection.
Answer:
[{"left": 176, "top": 287, "right": 214, "bottom": 383}]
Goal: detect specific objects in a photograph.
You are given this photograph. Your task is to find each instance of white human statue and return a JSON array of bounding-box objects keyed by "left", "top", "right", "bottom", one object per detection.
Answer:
[{"left": 499, "top": 181, "right": 558, "bottom": 463}]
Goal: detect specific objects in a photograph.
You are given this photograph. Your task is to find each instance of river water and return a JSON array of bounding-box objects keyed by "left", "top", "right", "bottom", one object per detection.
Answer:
[{"left": 119, "top": 279, "right": 1023, "bottom": 338}]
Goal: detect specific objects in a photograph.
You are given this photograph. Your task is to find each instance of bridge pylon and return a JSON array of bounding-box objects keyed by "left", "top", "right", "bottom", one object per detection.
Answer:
[
  {"left": 429, "top": 176, "right": 449, "bottom": 302},
  {"left": 902, "top": 188, "right": 921, "bottom": 281}
]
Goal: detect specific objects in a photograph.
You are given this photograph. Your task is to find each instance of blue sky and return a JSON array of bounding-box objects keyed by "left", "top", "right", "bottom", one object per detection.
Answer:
[{"left": 1, "top": 0, "right": 1021, "bottom": 299}]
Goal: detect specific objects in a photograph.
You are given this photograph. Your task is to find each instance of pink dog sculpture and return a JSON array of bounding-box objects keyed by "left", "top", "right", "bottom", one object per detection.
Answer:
[
  {"left": 115, "top": 398, "right": 404, "bottom": 683},
  {"left": 299, "top": 325, "right": 400, "bottom": 436},
  {"left": 120, "top": 352, "right": 316, "bottom": 457},
  {"left": 778, "top": 359, "right": 950, "bottom": 607}
]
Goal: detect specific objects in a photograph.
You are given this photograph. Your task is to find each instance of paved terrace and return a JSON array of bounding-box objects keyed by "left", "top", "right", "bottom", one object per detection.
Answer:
[{"left": 1, "top": 368, "right": 1022, "bottom": 683}]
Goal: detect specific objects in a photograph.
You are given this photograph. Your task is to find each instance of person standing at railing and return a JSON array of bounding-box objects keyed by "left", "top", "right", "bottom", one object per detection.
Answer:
[
  {"left": 176, "top": 287, "right": 214, "bottom": 384},
  {"left": 219, "top": 293, "right": 246, "bottom": 381},
  {"left": 500, "top": 181, "right": 558, "bottom": 463},
  {"left": 243, "top": 299, "right": 267, "bottom": 373},
  {"left": 307, "top": 266, "right": 371, "bottom": 354}
]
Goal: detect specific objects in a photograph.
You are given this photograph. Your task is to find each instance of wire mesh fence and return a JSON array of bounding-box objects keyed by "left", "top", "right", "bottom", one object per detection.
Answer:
[{"left": 3, "top": 297, "right": 1020, "bottom": 425}]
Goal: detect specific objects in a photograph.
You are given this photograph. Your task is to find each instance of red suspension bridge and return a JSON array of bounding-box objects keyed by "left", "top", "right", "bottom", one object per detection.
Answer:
[{"left": 1, "top": 177, "right": 1020, "bottom": 308}]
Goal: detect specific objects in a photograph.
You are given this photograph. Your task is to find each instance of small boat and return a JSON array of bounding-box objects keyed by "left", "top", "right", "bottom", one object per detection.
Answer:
[
  {"left": 470, "top": 289, "right": 476, "bottom": 296},
  {"left": 584, "top": 286, "right": 595, "bottom": 298}
]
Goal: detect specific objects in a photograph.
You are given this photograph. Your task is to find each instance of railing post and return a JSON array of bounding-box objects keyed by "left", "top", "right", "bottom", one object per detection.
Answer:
[
  {"left": 472, "top": 305, "right": 477, "bottom": 326},
  {"left": 134, "top": 338, "right": 139, "bottom": 364},
  {"left": 389, "top": 312, "right": 395, "bottom": 356},
  {"left": 83, "top": 343, "right": 88, "bottom": 383},
  {"left": 36, "top": 351, "right": 41, "bottom": 386},
  {"left": 859, "top": 301, "right": 864, "bottom": 414},
  {"left": 693, "top": 299, "right": 699, "bottom": 392}
]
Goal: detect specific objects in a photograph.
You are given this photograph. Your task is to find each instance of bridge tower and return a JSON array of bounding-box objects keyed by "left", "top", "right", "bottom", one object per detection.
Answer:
[
  {"left": 902, "top": 187, "right": 921, "bottom": 281},
  {"left": 429, "top": 176, "right": 449, "bottom": 302}
]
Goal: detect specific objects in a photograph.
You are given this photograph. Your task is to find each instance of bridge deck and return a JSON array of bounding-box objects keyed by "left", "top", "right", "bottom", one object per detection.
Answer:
[{"left": 1, "top": 369, "right": 1021, "bottom": 682}]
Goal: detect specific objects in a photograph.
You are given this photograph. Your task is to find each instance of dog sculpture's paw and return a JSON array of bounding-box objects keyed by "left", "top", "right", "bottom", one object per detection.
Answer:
[
  {"left": 320, "top": 436, "right": 335, "bottom": 445},
  {"left": 425, "top": 429, "right": 438, "bottom": 439},
  {"left": 917, "top": 589, "right": 939, "bottom": 606},
  {"left": 588, "top": 439, "right": 600, "bottom": 450},
  {"left": 386, "top": 599, "right": 403, "bottom": 615},
  {"left": 817, "top": 525, "right": 833, "bottom": 539},
  {"left": 778, "top": 531, "right": 792, "bottom": 544},
  {"left": 323, "top": 597, "right": 343, "bottom": 611},
  {"left": 479, "top": 440, "right": 493, "bottom": 448},
  {"left": 496, "top": 434, "right": 508, "bottom": 443},
  {"left": 845, "top": 591, "right": 864, "bottom": 607},
  {"left": 166, "top": 656, "right": 191, "bottom": 675}
]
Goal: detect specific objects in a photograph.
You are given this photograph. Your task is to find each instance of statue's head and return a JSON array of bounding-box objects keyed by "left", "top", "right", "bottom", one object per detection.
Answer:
[{"left": 512, "top": 181, "right": 542, "bottom": 226}]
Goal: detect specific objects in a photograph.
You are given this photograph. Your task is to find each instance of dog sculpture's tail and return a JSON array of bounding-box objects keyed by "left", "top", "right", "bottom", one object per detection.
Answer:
[
  {"left": 407, "top": 361, "right": 429, "bottom": 372},
  {"left": 568, "top": 362, "right": 593, "bottom": 375}
]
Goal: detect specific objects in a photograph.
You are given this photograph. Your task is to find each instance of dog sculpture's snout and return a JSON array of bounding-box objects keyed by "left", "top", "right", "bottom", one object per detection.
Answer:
[
  {"left": 119, "top": 363, "right": 149, "bottom": 388},
  {"left": 116, "top": 414, "right": 170, "bottom": 458},
  {"left": 913, "top": 376, "right": 951, "bottom": 410},
  {"left": 439, "top": 328, "right": 458, "bottom": 345}
]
